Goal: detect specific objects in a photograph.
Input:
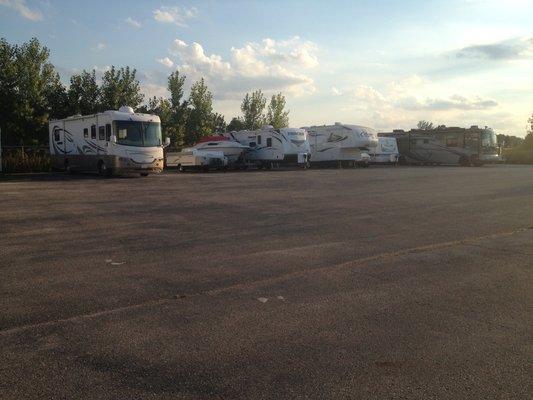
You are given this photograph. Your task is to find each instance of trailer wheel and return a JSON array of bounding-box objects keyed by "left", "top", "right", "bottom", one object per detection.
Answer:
[
  {"left": 140, "top": 173, "right": 149, "bottom": 177},
  {"left": 98, "top": 160, "right": 110, "bottom": 177},
  {"left": 459, "top": 156, "right": 470, "bottom": 167},
  {"left": 64, "top": 159, "right": 73, "bottom": 174},
  {"left": 178, "top": 164, "right": 184, "bottom": 172}
]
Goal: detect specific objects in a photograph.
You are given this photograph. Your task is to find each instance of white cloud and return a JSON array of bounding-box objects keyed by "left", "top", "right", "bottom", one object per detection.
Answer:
[
  {"left": 153, "top": 6, "right": 197, "bottom": 27},
  {"left": 0, "top": 0, "right": 42, "bottom": 21},
  {"left": 126, "top": 16, "right": 141, "bottom": 29},
  {"left": 165, "top": 36, "right": 319, "bottom": 99},
  {"left": 330, "top": 86, "right": 342, "bottom": 96},
  {"left": 92, "top": 42, "right": 107, "bottom": 52},
  {"left": 156, "top": 57, "right": 174, "bottom": 68},
  {"left": 331, "top": 75, "right": 501, "bottom": 131}
]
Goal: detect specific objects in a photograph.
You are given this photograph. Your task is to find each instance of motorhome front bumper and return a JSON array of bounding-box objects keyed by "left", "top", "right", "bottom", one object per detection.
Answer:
[{"left": 114, "top": 157, "right": 164, "bottom": 173}]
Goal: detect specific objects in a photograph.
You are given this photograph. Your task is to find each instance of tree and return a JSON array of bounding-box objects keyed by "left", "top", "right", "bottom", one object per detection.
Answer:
[
  {"left": 212, "top": 112, "right": 226, "bottom": 134},
  {"left": 186, "top": 78, "right": 213, "bottom": 144},
  {"left": 266, "top": 93, "right": 289, "bottom": 129},
  {"left": 417, "top": 120, "right": 434, "bottom": 130},
  {"left": 0, "top": 37, "right": 67, "bottom": 145},
  {"left": 496, "top": 134, "right": 524, "bottom": 148},
  {"left": 227, "top": 117, "right": 245, "bottom": 132},
  {"left": 167, "top": 70, "right": 189, "bottom": 148},
  {"left": 241, "top": 90, "right": 267, "bottom": 130},
  {"left": 100, "top": 66, "right": 144, "bottom": 111},
  {"left": 67, "top": 70, "right": 100, "bottom": 115},
  {"left": 523, "top": 114, "right": 533, "bottom": 149}
]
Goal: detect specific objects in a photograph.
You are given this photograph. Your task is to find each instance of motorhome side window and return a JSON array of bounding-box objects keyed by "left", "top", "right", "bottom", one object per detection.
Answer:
[
  {"left": 257, "top": 135, "right": 262, "bottom": 145},
  {"left": 91, "top": 125, "right": 96, "bottom": 139},
  {"left": 267, "top": 138, "right": 272, "bottom": 147},
  {"left": 99, "top": 126, "right": 105, "bottom": 140},
  {"left": 105, "top": 124, "right": 111, "bottom": 141},
  {"left": 83, "top": 128, "right": 88, "bottom": 138}
]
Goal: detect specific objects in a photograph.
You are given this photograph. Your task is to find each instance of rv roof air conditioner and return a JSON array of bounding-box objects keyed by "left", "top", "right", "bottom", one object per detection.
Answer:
[{"left": 119, "top": 106, "right": 135, "bottom": 114}]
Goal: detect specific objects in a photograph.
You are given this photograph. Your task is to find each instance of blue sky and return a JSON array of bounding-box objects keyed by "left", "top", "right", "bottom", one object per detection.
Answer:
[{"left": 1, "top": 0, "right": 532, "bottom": 135}]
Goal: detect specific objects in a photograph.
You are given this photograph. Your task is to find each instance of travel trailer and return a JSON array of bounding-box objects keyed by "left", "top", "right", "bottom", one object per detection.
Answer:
[
  {"left": 226, "top": 126, "right": 311, "bottom": 167},
  {"left": 380, "top": 125, "right": 502, "bottom": 166},
  {"left": 49, "top": 106, "right": 169, "bottom": 176},
  {"left": 192, "top": 136, "right": 248, "bottom": 165},
  {"left": 166, "top": 148, "right": 228, "bottom": 172},
  {"left": 303, "top": 123, "right": 378, "bottom": 167},
  {"left": 370, "top": 137, "right": 399, "bottom": 164}
]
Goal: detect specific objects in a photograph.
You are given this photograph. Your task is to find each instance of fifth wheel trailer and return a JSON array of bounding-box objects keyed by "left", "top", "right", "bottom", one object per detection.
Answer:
[
  {"left": 303, "top": 123, "right": 378, "bottom": 167},
  {"left": 49, "top": 106, "right": 169, "bottom": 176}
]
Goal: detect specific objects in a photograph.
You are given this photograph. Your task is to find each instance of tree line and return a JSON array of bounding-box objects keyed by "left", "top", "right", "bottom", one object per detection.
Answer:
[{"left": 0, "top": 37, "right": 290, "bottom": 148}]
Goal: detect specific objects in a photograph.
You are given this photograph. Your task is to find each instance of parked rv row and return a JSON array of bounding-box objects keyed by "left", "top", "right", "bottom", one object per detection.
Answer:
[
  {"left": 166, "top": 124, "right": 399, "bottom": 171},
  {"left": 48, "top": 107, "right": 502, "bottom": 176}
]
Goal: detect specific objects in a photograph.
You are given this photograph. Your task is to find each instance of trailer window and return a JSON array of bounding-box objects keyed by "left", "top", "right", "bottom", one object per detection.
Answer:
[
  {"left": 257, "top": 135, "right": 262, "bottom": 145},
  {"left": 446, "top": 136, "right": 458, "bottom": 147},
  {"left": 267, "top": 138, "right": 272, "bottom": 147},
  {"left": 83, "top": 128, "right": 88, "bottom": 138},
  {"left": 105, "top": 124, "right": 111, "bottom": 141},
  {"left": 54, "top": 131, "right": 60, "bottom": 142},
  {"left": 91, "top": 125, "right": 96, "bottom": 139},
  {"left": 99, "top": 126, "right": 105, "bottom": 140}
]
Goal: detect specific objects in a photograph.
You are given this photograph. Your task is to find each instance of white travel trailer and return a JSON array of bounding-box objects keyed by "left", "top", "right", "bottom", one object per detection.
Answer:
[
  {"left": 49, "top": 106, "right": 169, "bottom": 176},
  {"left": 226, "top": 126, "right": 311, "bottom": 167},
  {"left": 303, "top": 123, "right": 379, "bottom": 167},
  {"left": 370, "top": 137, "right": 399, "bottom": 164},
  {"left": 166, "top": 148, "right": 228, "bottom": 172}
]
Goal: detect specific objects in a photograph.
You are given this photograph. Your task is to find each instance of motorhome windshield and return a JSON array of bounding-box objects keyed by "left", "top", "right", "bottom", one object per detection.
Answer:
[
  {"left": 481, "top": 130, "right": 497, "bottom": 148},
  {"left": 115, "top": 121, "right": 162, "bottom": 147}
]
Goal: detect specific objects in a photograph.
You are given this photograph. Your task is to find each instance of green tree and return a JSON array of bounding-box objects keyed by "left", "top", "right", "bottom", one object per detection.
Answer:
[
  {"left": 0, "top": 37, "right": 67, "bottom": 145},
  {"left": 167, "top": 70, "right": 189, "bottom": 148},
  {"left": 416, "top": 120, "right": 434, "bottom": 130},
  {"left": 522, "top": 114, "right": 533, "bottom": 149},
  {"left": 99, "top": 66, "right": 144, "bottom": 111},
  {"left": 186, "top": 78, "right": 213, "bottom": 144},
  {"left": 212, "top": 112, "right": 226, "bottom": 133},
  {"left": 241, "top": 89, "right": 267, "bottom": 130},
  {"left": 227, "top": 117, "right": 245, "bottom": 132},
  {"left": 67, "top": 70, "right": 100, "bottom": 115},
  {"left": 266, "top": 93, "right": 289, "bottom": 129}
]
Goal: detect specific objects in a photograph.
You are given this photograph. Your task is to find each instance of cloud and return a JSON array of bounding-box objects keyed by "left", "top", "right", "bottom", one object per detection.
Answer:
[
  {"left": 399, "top": 94, "right": 498, "bottom": 111},
  {"left": 164, "top": 36, "right": 319, "bottom": 99},
  {"left": 153, "top": 6, "right": 197, "bottom": 27},
  {"left": 456, "top": 37, "right": 533, "bottom": 60},
  {"left": 126, "top": 16, "right": 141, "bottom": 29},
  {"left": 156, "top": 57, "right": 174, "bottom": 68},
  {"left": 330, "top": 86, "right": 342, "bottom": 96},
  {"left": 0, "top": 0, "right": 42, "bottom": 21},
  {"left": 92, "top": 42, "right": 107, "bottom": 52}
]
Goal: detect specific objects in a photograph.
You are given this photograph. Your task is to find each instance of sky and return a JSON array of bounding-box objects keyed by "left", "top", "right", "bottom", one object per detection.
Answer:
[{"left": 1, "top": 0, "right": 532, "bottom": 135}]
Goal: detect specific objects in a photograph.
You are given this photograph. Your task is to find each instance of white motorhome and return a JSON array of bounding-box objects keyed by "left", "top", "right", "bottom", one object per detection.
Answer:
[
  {"left": 370, "top": 137, "right": 399, "bottom": 164},
  {"left": 303, "top": 123, "right": 378, "bottom": 167},
  {"left": 226, "top": 126, "right": 311, "bottom": 167},
  {"left": 49, "top": 106, "right": 169, "bottom": 176}
]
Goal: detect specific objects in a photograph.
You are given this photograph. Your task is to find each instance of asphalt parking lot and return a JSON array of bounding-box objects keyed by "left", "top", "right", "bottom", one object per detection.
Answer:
[{"left": 1, "top": 165, "right": 532, "bottom": 399}]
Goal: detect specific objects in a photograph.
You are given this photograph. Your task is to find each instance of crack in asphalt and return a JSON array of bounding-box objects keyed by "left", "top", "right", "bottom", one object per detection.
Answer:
[{"left": 1, "top": 226, "right": 531, "bottom": 337}]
